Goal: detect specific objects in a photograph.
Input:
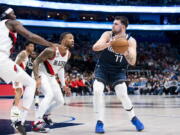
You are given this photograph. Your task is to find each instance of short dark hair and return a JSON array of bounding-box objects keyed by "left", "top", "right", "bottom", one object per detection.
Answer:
[
  {"left": 24, "top": 41, "right": 34, "bottom": 47},
  {"left": 114, "top": 16, "right": 129, "bottom": 28},
  {"left": 59, "top": 32, "right": 72, "bottom": 43},
  {"left": 24, "top": 41, "right": 34, "bottom": 49}
]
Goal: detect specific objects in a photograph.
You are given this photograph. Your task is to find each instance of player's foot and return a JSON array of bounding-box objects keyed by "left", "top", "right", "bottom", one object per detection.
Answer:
[
  {"left": 11, "top": 121, "right": 26, "bottom": 135},
  {"left": 95, "top": 120, "right": 105, "bottom": 134},
  {"left": 32, "top": 121, "right": 50, "bottom": 133},
  {"left": 43, "top": 114, "right": 53, "bottom": 126},
  {"left": 131, "top": 116, "right": 144, "bottom": 131}
]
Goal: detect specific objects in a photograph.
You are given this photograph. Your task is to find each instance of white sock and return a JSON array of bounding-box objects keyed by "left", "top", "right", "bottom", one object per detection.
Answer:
[
  {"left": 93, "top": 80, "right": 105, "bottom": 122},
  {"left": 115, "top": 82, "right": 135, "bottom": 120},
  {"left": 35, "top": 96, "right": 39, "bottom": 104}
]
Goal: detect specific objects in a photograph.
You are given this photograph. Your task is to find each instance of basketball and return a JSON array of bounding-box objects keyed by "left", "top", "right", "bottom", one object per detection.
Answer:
[{"left": 111, "top": 38, "right": 129, "bottom": 54}]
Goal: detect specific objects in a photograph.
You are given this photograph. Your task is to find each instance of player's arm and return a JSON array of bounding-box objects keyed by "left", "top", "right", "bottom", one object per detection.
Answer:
[
  {"left": 124, "top": 37, "right": 137, "bottom": 66},
  {"left": 57, "top": 51, "right": 71, "bottom": 87},
  {"left": 57, "top": 68, "right": 71, "bottom": 96},
  {"left": 7, "top": 20, "right": 54, "bottom": 47},
  {"left": 15, "top": 51, "right": 26, "bottom": 65},
  {"left": 57, "top": 51, "right": 71, "bottom": 96},
  {"left": 57, "top": 68, "right": 66, "bottom": 87},
  {"left": 92, "top": 31, "right": 111, "bottom": 51},
  {"left": 33, "top": 48, "right": 55, "bottom": 80}
]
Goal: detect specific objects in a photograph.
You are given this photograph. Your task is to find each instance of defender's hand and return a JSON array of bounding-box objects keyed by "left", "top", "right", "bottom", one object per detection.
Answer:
[{"left": 63, "top": 86, "right": 71, "bottom": 96}]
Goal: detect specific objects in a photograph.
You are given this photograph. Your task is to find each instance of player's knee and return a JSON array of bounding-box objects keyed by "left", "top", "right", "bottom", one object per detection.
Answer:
[
  {"left": 115, "top": 82, "right": 128, "bottom": 98},
  {"left": 93, "top": 80, "right": 104, "bottom": 96}
]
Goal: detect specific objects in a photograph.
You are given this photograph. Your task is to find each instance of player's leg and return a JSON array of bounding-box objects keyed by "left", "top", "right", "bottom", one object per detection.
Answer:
[
  {"left": 34, "top": 89, "right": 40, "bottom": 110},
  {"left": 11, "top": 82, "right": 23, "bottom": 125},
  {"left": 31, "top": 73, "right": 40, "bottom": 110},
  {"left": 43, "top": 77, "right": 65, "bottom": 125},
  {"left": 13, "top": 86, "right": 23, "bottom": 106},
  {"left": 93, "top": 79, "right": 105, "bottom": 133},
  {"left": 0, "top": 59, "right": 35, "bottom": 135},
  {"left": 93, "top": 65, "right": 107, "bottom": 134},
  {"left": 114, "top": 82, "right": 144, "bottom": 131},
  {"left": 14, "top": 70, "right": 36, "bottom": 125},
  {"left": 33, "top": 73, "right": 53, "bottom": 133}
]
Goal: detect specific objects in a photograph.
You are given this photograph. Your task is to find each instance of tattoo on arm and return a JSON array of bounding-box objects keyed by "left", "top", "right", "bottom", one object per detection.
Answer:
[{"left": 33, "top": 48, "right": 55, "bottom": 80}]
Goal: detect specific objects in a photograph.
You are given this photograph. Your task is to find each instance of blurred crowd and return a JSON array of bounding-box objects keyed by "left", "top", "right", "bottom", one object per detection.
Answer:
[{"left": 128, "top": 72, "right": 180, "bottom": 95}]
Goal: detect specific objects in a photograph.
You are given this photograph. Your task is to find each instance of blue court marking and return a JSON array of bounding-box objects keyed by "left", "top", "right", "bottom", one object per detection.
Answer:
[
  {"left": 0, "top": 115, "right": 83, "bottom": 135},
  {"left": 0, "top": 96, "right": 14, "bottom": 99}
]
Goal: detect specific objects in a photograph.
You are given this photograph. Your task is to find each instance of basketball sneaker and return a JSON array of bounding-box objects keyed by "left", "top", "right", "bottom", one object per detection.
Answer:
[
  {"left": 43, "top": 114, "right": 53, "bottom": 126},
  {"left": 32, "top": 121, "right": 50, "bottom": 133},
  {"left": 95, "top": 120, "right": 105, "bottom": 134},
  {"left": 11, "top": 121, "right": 26, "bottom": 135},
  {"left": 131, "top": 116, "right": 144, "bottom": 131}
]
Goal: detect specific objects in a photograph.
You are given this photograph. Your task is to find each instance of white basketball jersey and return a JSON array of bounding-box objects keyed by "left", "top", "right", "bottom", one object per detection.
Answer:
[
  {"left": 0, "top": 19, "right": 17, "bottom": 58},
  {"left": 40, "top": 47, "right": 69, "bottom": 75},
  {"left": 15, "top": 51, "right": 29, "bottom": 70}
]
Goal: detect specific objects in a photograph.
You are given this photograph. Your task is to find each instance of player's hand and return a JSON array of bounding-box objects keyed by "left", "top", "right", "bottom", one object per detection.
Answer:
[
  {"left": 123, "top": 49, "right": 129, "bottom": 57},
  {"left": 63, "top": 86, "right": 71, "bottom": 96},
  {"left": 35, "top": 77, "right": 41, "bottom": 89}
]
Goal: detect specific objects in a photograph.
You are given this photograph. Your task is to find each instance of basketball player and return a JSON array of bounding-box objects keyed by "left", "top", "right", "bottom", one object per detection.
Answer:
[
  {"left": 92, "top": 16, "right": 144, "bottom": 133},
  {"left": 26, "top": 51, "right": 40, "bottom": 109},
  {"left": 32, "top": 32, "right": 73, "bottom": 132},
  {"left": 0, "top": 6, "right": 56, "bottom": 135},
  {"left": 11, "top": 42, "right": 34, "bottom": 114}
]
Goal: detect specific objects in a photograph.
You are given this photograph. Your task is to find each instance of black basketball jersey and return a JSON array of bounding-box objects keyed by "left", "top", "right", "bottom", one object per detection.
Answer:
[{"left": 96, "top": 33, "right": 131, "bottom": 72}]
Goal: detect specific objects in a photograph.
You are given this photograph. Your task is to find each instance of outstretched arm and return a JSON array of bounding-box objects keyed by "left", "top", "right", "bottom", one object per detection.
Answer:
[{"left": 7, "top": 20, "right": 53, "bottom": 47}]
